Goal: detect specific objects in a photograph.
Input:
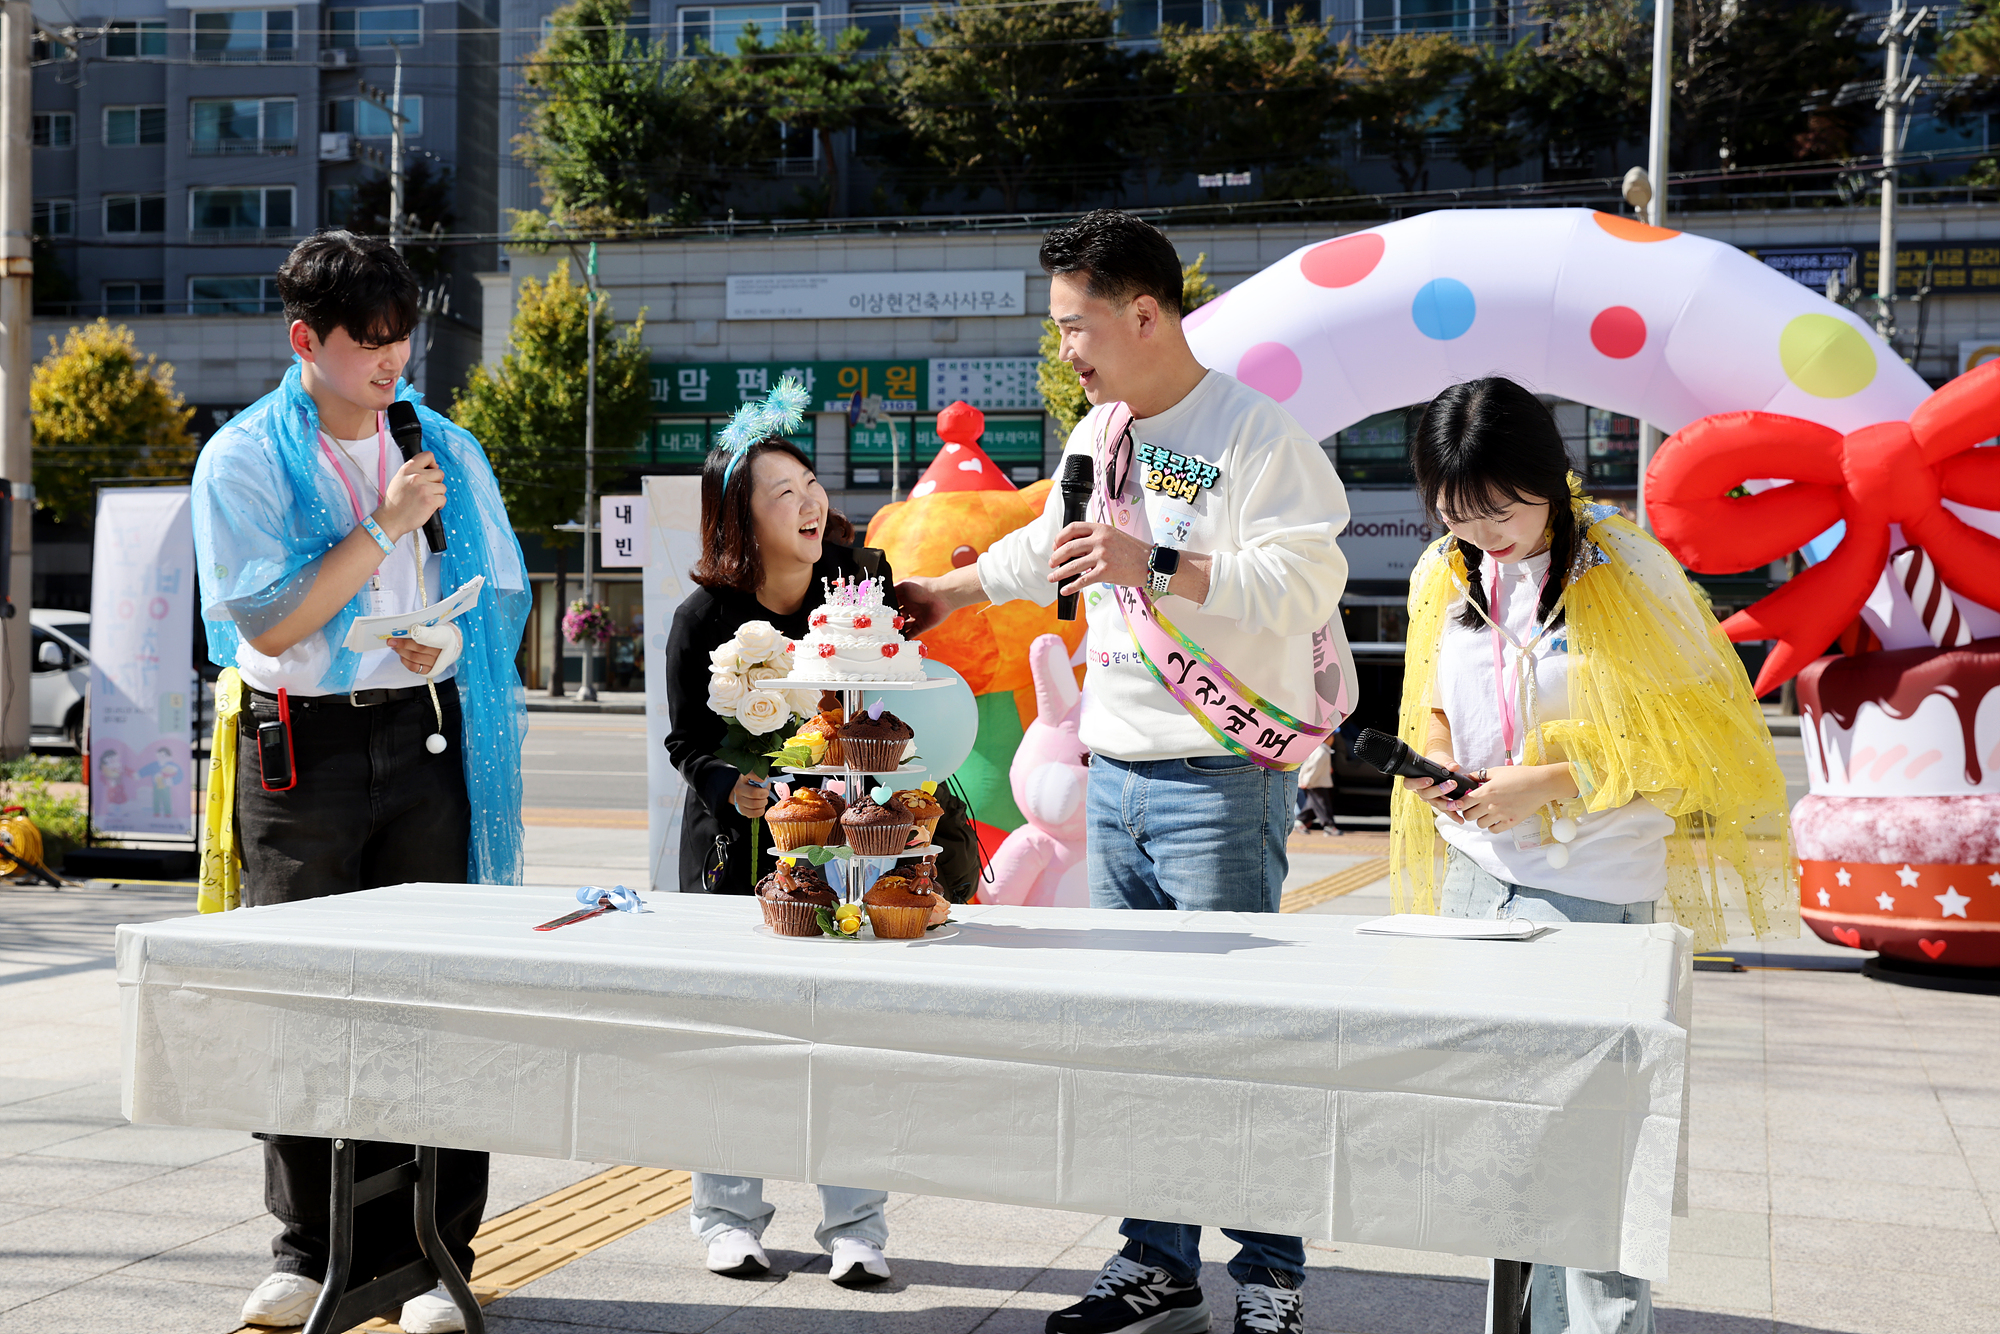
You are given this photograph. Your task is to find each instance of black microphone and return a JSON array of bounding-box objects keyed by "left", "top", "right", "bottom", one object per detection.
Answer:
[
  {"left": 385, "top": 400, "right": 448, "bottom": 554},
  {"left": 1349, "top": 728, "right": 1484, "bottom": 801},
  {"left": 1055, "top": 454, "right": 1094, "bottom": 622}
]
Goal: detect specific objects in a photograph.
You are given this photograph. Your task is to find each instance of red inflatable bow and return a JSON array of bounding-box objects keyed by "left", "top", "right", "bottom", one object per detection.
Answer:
[{"left": 1648, "top": 359, "right": 2000, "bottom": 696}]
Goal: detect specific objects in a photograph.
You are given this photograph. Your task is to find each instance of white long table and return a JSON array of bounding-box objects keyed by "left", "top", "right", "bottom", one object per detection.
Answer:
[{"left": 117, "top": 886, "right": 1691, "bottom": 1280}]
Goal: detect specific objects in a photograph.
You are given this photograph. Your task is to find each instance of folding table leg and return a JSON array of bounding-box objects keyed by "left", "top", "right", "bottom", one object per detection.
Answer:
[
  {"left": 1486, "top": 1258, "right": 1532, "bottom": 1334},
  {"left": 299, "top": 1139, "right": 482, "bottom": 1334}
]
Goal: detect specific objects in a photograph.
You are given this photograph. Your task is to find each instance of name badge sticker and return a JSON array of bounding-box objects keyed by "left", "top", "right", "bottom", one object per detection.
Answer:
[
  {"left": 1135, "top": 441, "right": 1222, "bottom": 505},
  {"left": 1151, "top": 503, "right": 1196, "bottom": 549}
]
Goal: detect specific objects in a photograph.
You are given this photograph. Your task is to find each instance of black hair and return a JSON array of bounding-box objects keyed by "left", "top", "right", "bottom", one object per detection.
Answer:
[
  {"left": 1039, "top": 210, "right": 1184, "bottom": 317},
  {"left": 276, "top": 230, "right": 421, "bottom": 347},
  {"left": 1408, "top": 377, "right": 1577, "bottom": 633},
  {"left": 691, "top": 437, "right": 850, "bottom": 594}
]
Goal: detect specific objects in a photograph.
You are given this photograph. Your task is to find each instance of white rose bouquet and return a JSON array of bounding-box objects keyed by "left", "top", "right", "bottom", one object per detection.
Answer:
[{"left": 707, "top": 621, "right": 815, "bottom": 879}]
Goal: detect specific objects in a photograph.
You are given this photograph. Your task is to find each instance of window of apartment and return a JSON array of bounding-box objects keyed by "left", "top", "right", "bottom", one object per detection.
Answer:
[
  {"left": 192, "top": 10, "right": 295, "bottom": 61},
  {"left": 106, "top": 19, "right": 168, "bottom": 58},
  {"left": 1333, "top": 407, "right": 1416, "bottom": 486},
  {"left": 105, "top": 194, "right": 167, "bottom": 234},
  {"left": 105, "top": 106, "right": 168, "bottom": 147},
  {"left": 1116, "top": 0, "right": 1205, "bottom": 39},
  {"left": 189, "top": 275, "right": 283, "bottom": 315},
  {"left": 189, "top": 187, "right": 294, "bottom": 239},
  {"left": 678, "top": 4, "right": 815, "bottom": 56},
  {"left": 32, "top": 200, "right": 73, "bottom": 237},
  {"left": 32, "top": 35, "right": 77, "bottom": 61},
  {"left": 105, "top": 282, "right": 166, "bottom": 316},
  {"left": 325, "top": 185, "right": 356, "bottom": 228},
  {"left": 327, "top": 7, "right": 423, "bottom": 47},
  {"left": 1362, "top": 0, "right": 1467, "bottom": 34},
  {"left": 849, "top": 1, "right": 923, "bottom": 49},
  {"left": 324, "top": 95, "right": 423, "bottom": 137},
  {"left": 191, "top": 99, "right": 297, "bottom": 154},
  {"left": 31, "top": 112, "right": 73, "bottom": 148}
]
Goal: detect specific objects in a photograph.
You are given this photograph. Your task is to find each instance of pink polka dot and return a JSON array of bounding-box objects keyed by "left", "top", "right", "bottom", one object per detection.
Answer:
[
  {"left": 1300, "top": 233, "right": 1385, "bottom": 288},
  {"left": 1238, "top": 342, "right": 1303, "bottom": 402},
  {"left": 1590, "top": 306, "right": 1646, "bottom": 359},
  {"left": 1183, "top": 289, "right": 1229, "bottom": 331}
]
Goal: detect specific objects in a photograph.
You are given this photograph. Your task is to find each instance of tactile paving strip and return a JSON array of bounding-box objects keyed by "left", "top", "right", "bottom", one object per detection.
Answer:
[{"left": 1279, "top": 856, "right": 1390, "bottom": 913}]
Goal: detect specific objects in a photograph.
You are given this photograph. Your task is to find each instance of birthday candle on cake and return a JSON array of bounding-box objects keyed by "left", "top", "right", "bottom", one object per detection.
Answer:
[{"left": 1892, "top": 545, "right": 1974, "bottom": 648}]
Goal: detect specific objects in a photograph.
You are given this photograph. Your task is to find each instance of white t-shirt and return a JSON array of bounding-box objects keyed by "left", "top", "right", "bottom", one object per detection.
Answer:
[
  {"left": 234, "top": 432, "right": 451, "bottom": 697},
  {"left": 977, "top": 371, "right": 1351, "bottom": 763},
  {"left": 1433, "top": 548, "right": 1670, "bottom": 902}
]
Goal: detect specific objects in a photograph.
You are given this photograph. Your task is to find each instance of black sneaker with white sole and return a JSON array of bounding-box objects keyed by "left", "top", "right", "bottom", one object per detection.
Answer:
[
  {"left": 1232, "top": 1281, "right": 1303, "bottom": 1334},
  {"left": 1046, "top": 1254, "right": 1211, "bottom": 1334}
]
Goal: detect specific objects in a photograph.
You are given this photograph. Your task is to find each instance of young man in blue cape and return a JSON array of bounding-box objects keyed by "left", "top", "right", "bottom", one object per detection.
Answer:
[{"left": 192, "top": 231, "right": 530, "bottom": 1334}]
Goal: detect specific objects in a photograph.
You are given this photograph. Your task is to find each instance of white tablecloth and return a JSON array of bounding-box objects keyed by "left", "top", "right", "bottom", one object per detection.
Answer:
[{"left": 117, "top": 887, "right": 1691, "bottom": 1279}]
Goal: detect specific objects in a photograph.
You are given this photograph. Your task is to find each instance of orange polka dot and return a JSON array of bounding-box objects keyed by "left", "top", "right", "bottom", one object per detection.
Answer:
[{"left": 1592, "top": 212, "right": 1679, "bottom": 243}]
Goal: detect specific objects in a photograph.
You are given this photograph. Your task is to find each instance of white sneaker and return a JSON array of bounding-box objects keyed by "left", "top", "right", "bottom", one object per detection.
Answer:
[
  {"left": 829, "top": 1236, "right": 892, "bottom": 1288},
  {"left": 706, "top": 1226, "right": 771, "bottom": 1277},
  {"left": 240, "top": 1272, "right": 323, "bottom": 1327},
  {"left": 398, "top": 1283, "right": 469, "bottom": 1334}
]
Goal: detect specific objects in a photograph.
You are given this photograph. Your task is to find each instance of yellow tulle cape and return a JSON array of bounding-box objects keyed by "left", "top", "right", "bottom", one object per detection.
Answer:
[{"left": 1388, "top": 501, "right": 1797, "bottom": 951}]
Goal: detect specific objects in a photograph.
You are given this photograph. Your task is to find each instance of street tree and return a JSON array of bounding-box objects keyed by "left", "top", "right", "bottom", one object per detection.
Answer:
[
  {"left": 1453, "top": 39, "right": 1537, "bottom": 187},
  {"left": 897, "top": 0, "right": 1131, "bottom": 211},
  {"left": 30, "top": 320, "right": 198, "bottom": 523},
  {"left": 452, "top": 261, "right": 652, "bottom": 617},
  {"left": 1348, "top": 33, "right": 1473, "bottom": 194},
  {"left": 716, "top": 22, "right": 882, "bottom": 217}
]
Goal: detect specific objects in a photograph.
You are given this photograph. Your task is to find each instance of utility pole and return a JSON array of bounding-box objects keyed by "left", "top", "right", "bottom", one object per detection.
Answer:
[
  {"left": 388, "top": 46, "right": 404, "bottom": 251},
  {"left": 1635, "top": 0, "right": 1673, "bottom": 534},
  {"left": 1876, "top": 0, "right": 1911, "bottom": 341},
  {"left": 0, "top": 3, "right": 31, "bottom": 756},
  {"left": 579, "top": 241, "right": 599, "bottom": 702}
]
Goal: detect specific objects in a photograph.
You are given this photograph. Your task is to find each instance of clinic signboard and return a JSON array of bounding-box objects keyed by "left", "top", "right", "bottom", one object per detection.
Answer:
[
  {"left": 651, "top": 360, "right": 924, "bottom": 415},
  {"left": 1749, "top": 242, "right": 2000, "bottom": 293},
  {"left": 725, "top": 271, "right": 1025, "bottom": 321},
  {"left": 89, "top": 487, "right": 196, "bottom": 837}
]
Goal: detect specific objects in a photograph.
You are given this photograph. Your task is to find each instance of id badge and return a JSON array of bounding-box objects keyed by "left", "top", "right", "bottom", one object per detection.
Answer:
[{"left": 1150, "top": 501, "right": 1196, "bottom": 550}]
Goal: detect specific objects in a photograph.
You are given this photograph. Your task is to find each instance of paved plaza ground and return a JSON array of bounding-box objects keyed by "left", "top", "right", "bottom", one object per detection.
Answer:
[{"left": 5, "top": 836, "right": 1996, "bottom": 1334}]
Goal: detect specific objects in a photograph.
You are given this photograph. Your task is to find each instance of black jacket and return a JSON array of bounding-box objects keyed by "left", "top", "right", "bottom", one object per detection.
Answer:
[{"left": 661, "top": 544, "right": 896, "bottom": 895}]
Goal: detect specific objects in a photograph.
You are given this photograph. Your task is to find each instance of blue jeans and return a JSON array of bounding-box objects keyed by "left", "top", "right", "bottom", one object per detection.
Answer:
[
  {"left": 1442, "top": 853, "right": 1656, "bottom": 1334},
  {"left": 688, "top": 1173, "right": 888, "bottom": 1254},
  {"left": 1089, "top": 752, "right": 1305, "bottom": 1288}
]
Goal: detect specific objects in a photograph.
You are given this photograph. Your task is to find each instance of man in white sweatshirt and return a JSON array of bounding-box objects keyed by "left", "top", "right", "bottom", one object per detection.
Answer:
[{"left": 898, "top": 211, "right": 1351, "bottom": 1334}]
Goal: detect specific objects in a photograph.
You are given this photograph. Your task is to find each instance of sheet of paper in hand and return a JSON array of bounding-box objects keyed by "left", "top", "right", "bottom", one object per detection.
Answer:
[
  {"left": 1353, "top": 914, "right": 1551, "bottom": 941},
  {"left": 341, "top": 575, "right": 485, "bottom": 651}
]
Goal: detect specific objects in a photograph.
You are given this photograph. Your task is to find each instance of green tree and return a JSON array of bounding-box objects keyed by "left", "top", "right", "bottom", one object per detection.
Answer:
[
  {"left": 1037, "top": 254, "right": 1220, "bottom": 436},
  {"left": 1144, "top": 12, "right": 1354, "bottom": 200},
  {"left": 451, "top": 261, "right": 652, "bottom": 551},
  {"left": 896, "top": 0, "right": 1130, "bottom": 211},
  {"left": 514, "top": 0, "right": 749, "bottom": 231},
  {"left": 1453, "top": 39, "right": 1536, "bottom": 186},
  {"left": 715, "top": 22, "right": 882, "bottom": 217},
  {"left": 30, "top": 321, "right": 198, "bottom": 523},
  {"left": 1349, "top": 33, "right": 1473, "bottom": 193},
  {"left": 1520, "top": 0, "right": 1653, "bottom": 173}
]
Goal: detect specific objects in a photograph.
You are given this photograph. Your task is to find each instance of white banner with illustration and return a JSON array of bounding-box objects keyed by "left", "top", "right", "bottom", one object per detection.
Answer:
[
  {"left": 89, "top": 487, "right": 196, "bottom": 836},
  {"left": 641, "top": 477, "right": 704, "bottom": 893}
]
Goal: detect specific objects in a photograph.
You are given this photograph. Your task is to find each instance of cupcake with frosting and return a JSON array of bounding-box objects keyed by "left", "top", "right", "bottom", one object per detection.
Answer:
[
  {"left": 891, "top": 787, "right": 944, "bottom": 845},
  {"left": 766, "top": 787, "right": 838, "bottom": 851},
  {"left": 757, "top": 861, "right": 837, "bottom": 936},
  {"left": 840, "top": 791, "right": 915, "bottom": 856},
  {"left": 838, "top": 707, "right": 915, "bottom": 774},
  {"left": 863, "top": 872, "right": 933, "bottom": 939}
]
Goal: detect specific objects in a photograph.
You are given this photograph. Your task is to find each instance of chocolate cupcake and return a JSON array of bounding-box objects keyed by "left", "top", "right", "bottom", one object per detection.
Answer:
[
  {"left": 840, "top": 792, "right": 915, "bottom": 856},
  {"left": 757, "top": 862, "right": 837, "bottom": 936},
  {"left": 862, "top": 873, "right": 933, "bottom": 939},
  {"left": 891, "top": 788, "right": 944, "bottom": 845},
  {"left": 767, "top": 788, "right": 837, "bottom": 851},
  {"left": 820, "top": 787, "right": 849, "bottom": 846},
  {"left": 838, "top": 709, "right": 915, "bottom": 774}
]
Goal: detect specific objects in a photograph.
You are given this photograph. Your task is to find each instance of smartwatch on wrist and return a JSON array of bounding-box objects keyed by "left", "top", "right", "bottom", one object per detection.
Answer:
[{"left": 1146, "top": 545, "right": 1180, "bottom": 596}]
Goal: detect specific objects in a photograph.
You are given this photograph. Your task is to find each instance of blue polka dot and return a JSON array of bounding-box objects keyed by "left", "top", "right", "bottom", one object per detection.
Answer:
[{"left": 1412, "top": 278, "right": 1476, "bottom": 340}]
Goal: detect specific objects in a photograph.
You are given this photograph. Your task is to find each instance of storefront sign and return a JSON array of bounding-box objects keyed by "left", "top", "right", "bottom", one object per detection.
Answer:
[
  {"left": 602, "top": 495, "right": 645, "bottom": 567},
  {"left": 651, "top": 360, "right": 922, "bottom": 415},
  {"left": 1340, "top": 488, "right": 1438, "bottom": 584},
  {"left": 846, "top": 415, "right": 1046, "bottom": 488},
  {"left": 929, "top": 358, "right": 1043, "bottom": 411},
  {"left": 642, "top": 420, "right": 813, "bottom": 468},
  {"left": 726, "top": 271, "right": 1024, "bottom": 321},
  {"left": 89, "top": 487, "right": 196, "bottom": 837},
  {"left": 1961, "top": 338, "right": 2000, "bottom": 375},
  {"left": 1749, "top": 243, "right": 2000, "bottom": 294}
]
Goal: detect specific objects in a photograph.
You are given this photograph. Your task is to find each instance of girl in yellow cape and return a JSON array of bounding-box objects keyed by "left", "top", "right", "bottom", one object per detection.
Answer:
[
  {"left": 1391, "top": 377, "right": 1795, "bottom": 947},
  {"left": 1390, "top": 377, "right": 1794, "bottom": 1331}
]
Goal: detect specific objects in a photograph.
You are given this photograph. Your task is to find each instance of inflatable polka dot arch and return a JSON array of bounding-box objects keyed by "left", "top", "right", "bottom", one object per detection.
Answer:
[{"left": 1183, "top": 209, "right": 1930, "bottom": 441}]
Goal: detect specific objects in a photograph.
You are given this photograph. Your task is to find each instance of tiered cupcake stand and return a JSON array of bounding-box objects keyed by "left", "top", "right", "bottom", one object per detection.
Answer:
[{"left": 762, "top": 675, "right": 953, "bottom": 940}]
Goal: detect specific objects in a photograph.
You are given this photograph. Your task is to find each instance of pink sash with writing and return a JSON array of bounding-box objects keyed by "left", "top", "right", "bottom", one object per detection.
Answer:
[{"left": 1090, "top": 403, "right": 1354, "bottom": 772}]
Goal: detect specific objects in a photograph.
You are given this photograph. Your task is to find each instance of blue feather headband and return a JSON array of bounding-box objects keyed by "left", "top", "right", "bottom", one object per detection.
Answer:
[{"left": 719, "top": 375, "right": 811, "bottom": 487}]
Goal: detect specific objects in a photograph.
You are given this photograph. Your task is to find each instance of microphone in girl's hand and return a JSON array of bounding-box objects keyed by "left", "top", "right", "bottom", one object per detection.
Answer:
[
  {"left": 1350, "top": 728, "right": 1483, "bottom": 801},
  {"left": 385, "top": 400, "right": 449, "bottom": 553}
]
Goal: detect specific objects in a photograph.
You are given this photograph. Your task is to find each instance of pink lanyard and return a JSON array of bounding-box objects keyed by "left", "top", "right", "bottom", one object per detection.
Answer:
[
  {"left": 1485, "top": 555, "right": 1549, "bottom": 765},
  {"left": 317, "top": 415, "right": 390, "bottom": 535}
]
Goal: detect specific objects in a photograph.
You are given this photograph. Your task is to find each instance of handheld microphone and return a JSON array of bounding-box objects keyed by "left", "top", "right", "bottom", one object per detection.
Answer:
[
  {"left": 1055, "top": 454, "right": 1094, "bottom": 622},
  {"left": 385, "top": 400, "right": 448, "bottom": 554},
  {"left": 1350, "top": 728, "right": 1484, "bottom": 801}
]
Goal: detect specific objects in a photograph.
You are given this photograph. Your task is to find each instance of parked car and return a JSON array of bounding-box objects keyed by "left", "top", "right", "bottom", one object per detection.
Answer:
[{"left": 31, "top": 609, "right": 89, "bottom": 748}]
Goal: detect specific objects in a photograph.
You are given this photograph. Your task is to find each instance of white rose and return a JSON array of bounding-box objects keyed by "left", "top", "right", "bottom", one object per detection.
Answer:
[
  {"left": 707, "top": 672, "right": 746, "bottom": 711},
  {"left": 734, "top": 621, "right": 783, "bottom": 660},
  {"left": 747, "top": 665, "right": 785, "bottom": 687},
  {"left": 709, "top": 643, "right": 748, "bottom": 674},
  {"left": 786, "top": 688, "right": 821, "bottom": 718},
  {"left": 735, "top": 689, "right": 791, "bottom": 736}
]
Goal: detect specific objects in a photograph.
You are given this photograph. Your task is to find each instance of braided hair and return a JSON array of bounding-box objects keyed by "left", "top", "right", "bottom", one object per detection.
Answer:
[{"left": 1408, "top": 378, "right": 1579, "bottom": 633}]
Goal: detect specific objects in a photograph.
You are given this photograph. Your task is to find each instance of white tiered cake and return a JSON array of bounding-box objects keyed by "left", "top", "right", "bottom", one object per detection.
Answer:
[{"left": 793, "top": 576, "right": 928, "bottom": 682}]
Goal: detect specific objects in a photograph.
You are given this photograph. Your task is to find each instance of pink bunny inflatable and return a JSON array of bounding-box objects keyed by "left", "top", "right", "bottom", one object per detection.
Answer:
[{"left": 983, "top": 633, "right": 1090, "bottom": 907}]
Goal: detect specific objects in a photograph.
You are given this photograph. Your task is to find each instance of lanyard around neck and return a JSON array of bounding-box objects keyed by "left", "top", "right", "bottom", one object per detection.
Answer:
[
  {"left": 1475, "top": 553, "right": 1554, "bottom": 766},
  {"left": 317, "top": 415, "right": 390, "bottom": 531}
]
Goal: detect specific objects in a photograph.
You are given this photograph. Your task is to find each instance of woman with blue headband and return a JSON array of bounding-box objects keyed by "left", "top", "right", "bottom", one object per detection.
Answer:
[{"left": 660, "top": 377, "right": 900, "bottom": 1287}]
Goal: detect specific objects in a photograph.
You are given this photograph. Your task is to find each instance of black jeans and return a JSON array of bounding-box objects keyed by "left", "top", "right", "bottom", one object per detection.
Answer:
[{"left": 236, "top": 680, "right": 487, "bottom": 1284}]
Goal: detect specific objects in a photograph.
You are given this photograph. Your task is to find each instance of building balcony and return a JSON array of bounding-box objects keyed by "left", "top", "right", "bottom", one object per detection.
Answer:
[
  {"left": 189, "top": 138, "right": 297, "bottom": 157},
  {"left": 187, "top": 226, "right": 294, "bottom": 244},
  {"left": 191, "top": 47, "right": 295, "bottom": 63}
]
